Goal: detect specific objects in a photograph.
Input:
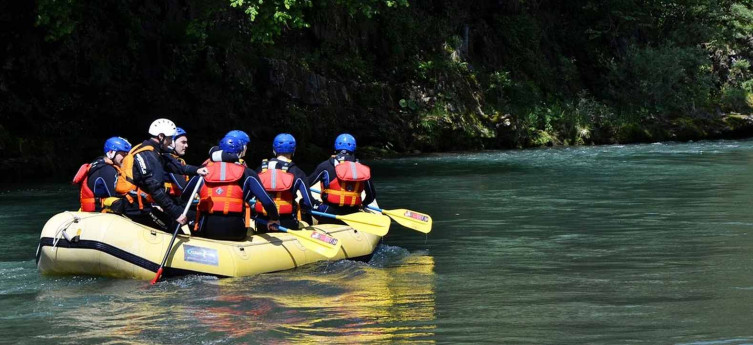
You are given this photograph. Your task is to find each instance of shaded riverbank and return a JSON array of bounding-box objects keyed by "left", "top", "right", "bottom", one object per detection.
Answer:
[{"left": 6, "top": 1, "right": 753, "bottom": 180}]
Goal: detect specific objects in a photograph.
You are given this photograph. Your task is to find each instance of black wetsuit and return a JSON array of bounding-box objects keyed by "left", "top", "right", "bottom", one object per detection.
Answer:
[
  {"left": 126, "top": 140, "right": 200, "bottom": 230},
  {"left": 307, "top": 152, "right": 376, "bottom": 223},
  {"left": 254, "top": 158, "right": 314, "bottom": 230},
  {"left": 87, "top": 157, "right": 119, "bottom": 198},
  {"left": 85, "top": 157, "right": 124, "bottom": 212},
  {"left": 164, "top": 154, "right": 190, "bottom": 196}
]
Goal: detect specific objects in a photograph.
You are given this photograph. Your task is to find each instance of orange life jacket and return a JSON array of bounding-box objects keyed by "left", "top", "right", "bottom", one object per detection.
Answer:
[
  {"left": 115, "top": 143, "right": 155, "bottom": 209},
  {"left": 323, "top": 159, "right": 371, "bottom": 207},
  {"left": 254, "top": 159, "right": 296, "bottom": 216},
  {"left": 196, "top": 161, "right": 250, "bottom": 227},
  {"left": 165, "top": 155, "right": 189, "bottom": 196}
]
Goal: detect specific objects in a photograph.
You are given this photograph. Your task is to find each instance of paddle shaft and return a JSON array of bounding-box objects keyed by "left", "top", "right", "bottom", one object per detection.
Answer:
[
  {"left": 150, "top": 176, "right": 204, "bottom": 285},
  {"left": 366, "top": 205, "right": 383, "bottom": 212},
  {"left": 311, "top": 210, "right": 337, "bottom": 219},
  {"left": 254, "top": 217, "right": 341, "bottom": 258},
  {"left": 253, "top": 217, "right": 290, "bottom": 232}
]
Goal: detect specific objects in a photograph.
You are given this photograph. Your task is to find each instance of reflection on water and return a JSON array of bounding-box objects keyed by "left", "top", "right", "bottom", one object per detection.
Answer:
[
  {"left": 194, "top": 252, "right": 436, "bottom": 344},
  {"left": 24, "top": 248, "right": 435, "bottom": 344}
]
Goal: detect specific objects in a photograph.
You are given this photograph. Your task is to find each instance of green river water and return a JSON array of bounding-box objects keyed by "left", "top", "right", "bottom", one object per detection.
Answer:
[{"left": 2, "top": 140, "right": 753, "bottom": 344}]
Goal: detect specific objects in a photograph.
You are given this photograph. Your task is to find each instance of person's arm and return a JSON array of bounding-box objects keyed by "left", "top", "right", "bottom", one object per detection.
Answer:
[
  {"left": 292, "top": 167, "right": 313, "bottom": 212},
  {"left": 135, "top": 152, "right": 184, "bottom": 220},
  {"left": 180, "top": 176, "right": 201, "bottom": 204},
  {"left": 242, "top": 171, "right": 279, "bottom": 221},
  {"left": 164, "top": 154, "right": 200, "bottom": 176},
  {"left": 208, "top": 146, "right": 240, "bottom": 163},
  {"left": 362, "top": 179, "right": 376, "bottom": 206},
  {"left": 294, "top": 177, "right": 314, "bottom": 224},
  {"left": 307, "top": 162, "right": 329, "bottom": 186},
  {"left": 168, "top": 173, "right": 188, "bottom": 193}
]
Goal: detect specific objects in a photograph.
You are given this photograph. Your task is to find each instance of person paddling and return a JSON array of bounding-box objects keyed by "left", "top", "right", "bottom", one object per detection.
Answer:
[
  {"left": 115, "top": 118, "right": 208, "bottom": 231},
  {"left": 308, "top": 133, "right": 375, "bottom": 224},
  {"left": 253, "top": 133, "right": 314, "bottom": 231},
  {"left": 185, "top": 133, "right": 280, "bottom": 240}
]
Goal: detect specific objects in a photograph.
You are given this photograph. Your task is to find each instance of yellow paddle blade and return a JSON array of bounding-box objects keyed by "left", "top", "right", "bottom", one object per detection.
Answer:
[
  {"left": 285, "top": 227, "right": 342, "bottom": 258},
  {"left": 337, "top": 212, "right": 390, "bottom": 236},
  {"left": 382, "top": 209, "right": 432, "bottom": 233}
]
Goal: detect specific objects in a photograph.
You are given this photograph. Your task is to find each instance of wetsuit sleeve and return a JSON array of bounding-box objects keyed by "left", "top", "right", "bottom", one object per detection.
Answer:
[
  {"left": 135, "top": 152, "right": 184, "bottom": 219},
  {"left": 168, "top": 173, "right": 188, "bottom": 193},
  {"left": 180, "top": 176, "right": 201, "bottom": 203},
  {"left": 163, "top": 155, "right": 200, "bottom": 176},
  {"left": 292, "top": 167, "right": 313, "bottom": 212},
  {"left": 362, "top": 179, "right": 376, "bottom": 206},
  {"left": 175, "top": 164, "right": 199, "bottom": 175},
  {"left": 242, "top": 170, "right": 279, "bottom": 221},
  {"left": 307, "top": 161, "right": 330, "bottom": 187},
  {"left": 208, "top": 146, "right": 240, "bottom": 163}
]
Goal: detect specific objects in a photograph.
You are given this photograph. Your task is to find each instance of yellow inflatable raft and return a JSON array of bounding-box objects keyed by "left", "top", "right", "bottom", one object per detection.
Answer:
[{"left": 36, "top": 211, "right": 381, "bottom": 280}]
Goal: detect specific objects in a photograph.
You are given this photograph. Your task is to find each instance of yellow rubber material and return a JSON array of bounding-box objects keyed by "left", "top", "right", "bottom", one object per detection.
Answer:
[{"left": 37, "top": 211, "right": 380, "bottom": 280}]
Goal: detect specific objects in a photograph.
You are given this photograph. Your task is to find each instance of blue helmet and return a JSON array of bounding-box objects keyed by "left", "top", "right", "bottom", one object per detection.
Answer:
[
  {"left": 173, "top": 127, "right": 187, "bottom": 141},
  {"left": 225, "top": 130, "right": 250, "bottom": 145},
  {"left": 273, "top": 133, "right": 296, "bottom": 154},
  {"left": 334, "top": 133, "right": 356, "bottom": 152},
  {"left": 219, "top": 135, "right": 245, "bottom": 154},
  {"left": 104, "top": 136, "right": 132, "bottom": 153}
]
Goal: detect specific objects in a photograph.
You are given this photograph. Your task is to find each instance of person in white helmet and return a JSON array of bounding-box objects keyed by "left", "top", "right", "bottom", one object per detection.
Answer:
[{"left": 115, "top": 118, "right": 207, "bottom": 230}]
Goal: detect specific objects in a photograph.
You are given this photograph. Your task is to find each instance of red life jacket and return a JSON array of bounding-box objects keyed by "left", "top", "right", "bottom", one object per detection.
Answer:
[
  {"left": 254, "top": 159, "right": 296, "bottom": 216},
  {"left": 73, "top": 163, "right": 98, "bottom": 212},
  {"left": 73, "top": 160, "right": 120, "bottom": 212},
  {"left": 323, "top": 159, "right": 371, "bottom": 207},
  {"left": 197, "top": 162, "right": 248, "bottom": 218}
]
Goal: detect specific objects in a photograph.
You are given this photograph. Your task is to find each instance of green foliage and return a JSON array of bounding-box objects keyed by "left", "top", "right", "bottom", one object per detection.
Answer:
[
  {"left": 35, "top": 0, "right": 80, "bottom": 41},
  {"left": 717, "top": 2, "right": 753, "bottom": 44},
  {"left": 606, "top": 44, "right": 713, "bottom": 116},
  {"left": 20, "top": 0, "right": 753, "bottom": 180},
  {"left": 720, "top": 85, "right": 753, "bottom": 112},
  {"left": 229, "top": 0, "right": 408, "bottom": 43}
]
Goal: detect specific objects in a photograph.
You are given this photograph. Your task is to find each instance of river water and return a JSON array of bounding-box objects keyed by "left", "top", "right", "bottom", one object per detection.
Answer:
[{"left": 2, "top": 140, "right": 753, "bottom": 344}]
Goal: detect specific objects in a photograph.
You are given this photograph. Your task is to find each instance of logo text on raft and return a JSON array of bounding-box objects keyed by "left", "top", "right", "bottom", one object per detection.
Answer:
[
  {"left": 184, "top": 245, "right": 219, "bottom": 266},
  {"left": 404, "top": 211, "right": 429, "bottom": 222},
  {"left": 310, "top": 232, "right": 338, "bottom": 245}
]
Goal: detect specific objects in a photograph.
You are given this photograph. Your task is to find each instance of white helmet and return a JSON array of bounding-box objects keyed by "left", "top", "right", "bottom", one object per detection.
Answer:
[{"left": 148, "top": 118, "right": 177, "bottom": 137}]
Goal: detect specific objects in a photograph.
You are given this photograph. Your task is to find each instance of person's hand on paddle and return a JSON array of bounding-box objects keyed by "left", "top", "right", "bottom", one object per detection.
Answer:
[
  {"left": 196, "top": 167, "right": 208, "bottom": 176},
  {"left": 267, "top": 219, "right": 280, "bottom": 231},
  {"left": 176, "top": 214, "right": 188, "bottom": 225}
]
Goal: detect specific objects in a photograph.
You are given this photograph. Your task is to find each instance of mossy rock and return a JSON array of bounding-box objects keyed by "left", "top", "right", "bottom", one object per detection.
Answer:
[
  {"left": 670, "top": 117, "right": 707, "bottom": 141},
  {"left": 615, "top": 123, "right": 654, "bottom": 143},
  {"left": 720, "top": 113, "right": 753, "bottom": 138},
  {"left": 723, "top": 114, "right": 753, "bottom": 131}
]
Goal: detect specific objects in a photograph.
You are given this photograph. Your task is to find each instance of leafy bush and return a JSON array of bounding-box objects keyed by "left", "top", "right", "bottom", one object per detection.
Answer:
[{"left": 606, "top": 44, "right": 713, "bottom": 117}]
